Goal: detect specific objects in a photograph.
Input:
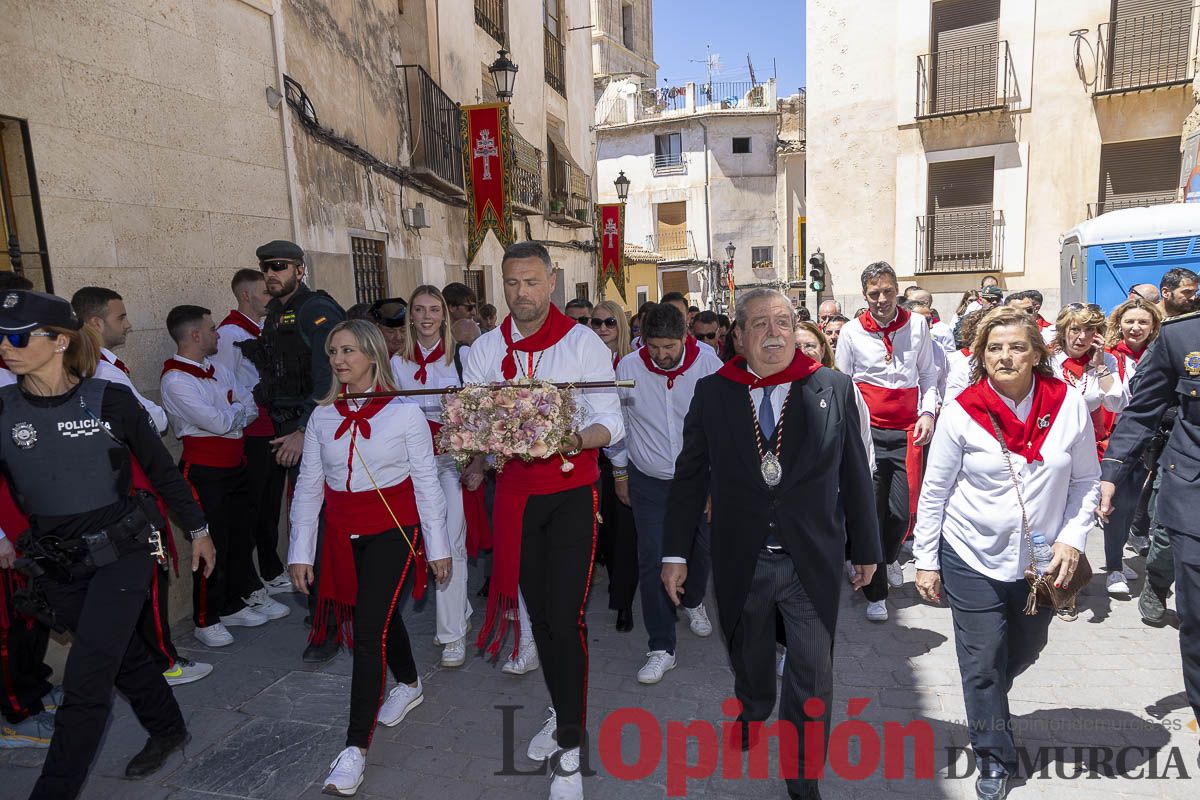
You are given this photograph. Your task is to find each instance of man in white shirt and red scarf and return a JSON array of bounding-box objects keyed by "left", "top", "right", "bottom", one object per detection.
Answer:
[
  {"left": 835, "top": 262, "right": 940, "bottom": 622},
  {"left": 462, "top": 242, "right": 623, "bottom": 800}
]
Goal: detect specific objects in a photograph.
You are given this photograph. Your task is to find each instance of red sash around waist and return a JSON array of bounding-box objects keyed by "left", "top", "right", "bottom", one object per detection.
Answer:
[
  {"left": 181, "top": 435, "right": 245, "bottom": 469},
  {"left": 244, "top": 405, "right": 275, "bottom": 437},
  {"left": 855, "top": 383, "right": 920, "bottom": 430}
]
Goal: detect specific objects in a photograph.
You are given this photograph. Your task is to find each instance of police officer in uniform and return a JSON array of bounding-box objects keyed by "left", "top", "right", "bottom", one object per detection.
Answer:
[
  {"left": 0, "top": 291, "right": 213, "bottom": 799},
  {"left": 1100, "top": 307, "right": 1200, "bottom": 729},
  {"left": 242, "top": 239, "right": 345, "bottom": 662}
]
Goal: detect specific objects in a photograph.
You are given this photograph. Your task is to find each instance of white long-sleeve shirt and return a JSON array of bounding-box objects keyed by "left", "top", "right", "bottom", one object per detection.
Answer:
[
  {"left": 834, "top": 312, "right": 941, "bottom": 418},
  {"left": 462, "top": 318, "right": 624, "bottom": 446},
  {"left": 288, "top": 399, "right": 449, "bottom": 565},
  {"left": 930, "top": 320, "right": 957, "bottom": 353},
  {"left": 213, "top": 311, "right": 263, "bottom": 398},
  {"left": 1051, "top": 351, "right": 1129, "bottom": 414},
  {"left": 912, "top": 382, "right": 1100, "bottom": 582},
  {"left": 391, "top": 341, "right": 463, "bottom": 424},
  {"left": 944, "top": 350, "right": 974, "bottom": 405},
  {"left": 98, "top": 348, "right": 168, "bottom": 433},
  {"left": 160, "top": 355, "right": 256, "bottom": 440}
]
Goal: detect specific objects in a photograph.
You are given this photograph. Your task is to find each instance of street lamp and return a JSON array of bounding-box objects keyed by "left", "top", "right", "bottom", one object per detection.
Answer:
[
  {"left": 613, "top": 171, "right": 631, "bottom": 202},
  {"left": 488, "top": 49, "right": 519, "bottom": 101},
  {"left": 725, "top": 242, "right": 736, "bottom": 262}
]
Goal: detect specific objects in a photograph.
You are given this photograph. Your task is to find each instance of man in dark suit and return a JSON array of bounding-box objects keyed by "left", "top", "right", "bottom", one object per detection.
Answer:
[{"left": 662, "top": 288, "right": 881, "bottom": 800}]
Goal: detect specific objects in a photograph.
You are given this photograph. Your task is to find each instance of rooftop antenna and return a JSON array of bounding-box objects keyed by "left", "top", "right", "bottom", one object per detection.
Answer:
[{"left": 689, "top": 43, "right": 721, "bottom": 88}]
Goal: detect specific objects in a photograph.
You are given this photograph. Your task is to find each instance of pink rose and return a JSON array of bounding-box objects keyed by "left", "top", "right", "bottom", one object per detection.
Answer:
[{"left": 529, "top": 440, "right": 550, "bottom": 459}]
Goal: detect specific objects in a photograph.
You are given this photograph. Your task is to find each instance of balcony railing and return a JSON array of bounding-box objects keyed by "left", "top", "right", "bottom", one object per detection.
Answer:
[
  {"left": 916, "top": 40, "right": 1013, "bottom": 119},
  {"left": 639, "top": 87, "right": 687, "bottom": 115},
  {"left": 1088, "top": 195, "right": 1176, "bottom": 218},
  {"left": 547, "top": 159, "right": 590, "bottom": 227},
  {"left": 1096, "top": 5, "right": 1198, "bottom": 94},
  {"left": 511, "top": 130, "right": 544, "bottom": 215},
  {"left": 645, "top": 230, "right": 697, "bottom": 261},
  {"left": 545, "top": 29, "right": 566, "bottom": 96},
  {"left": 698, "top": 81, "right": 769, "bottom": 111},
  {"left": 396, "top": 65, "right": 463, "bottom": 193},
  {"left": 651, "top": 152, "right": 686, "bottom": 175},
  {"left": 475, "top": 0, "right": 505, "bottom": 45},
  {"left": 915, "top": 210, "right": 1004, "bottom": 274}
]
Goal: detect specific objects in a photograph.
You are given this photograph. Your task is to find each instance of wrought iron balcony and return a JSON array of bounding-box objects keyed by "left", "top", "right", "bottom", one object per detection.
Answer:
[
  {"left": 916, "top": 40, "right": 1013, "bottom": 119},
  {"left": 1095, "top": 5, "right": 1198, "bottom": 95},
  {"left": 697, "top": 81, "right": 769, "bottom": 111},
  {"left": 645, "top": 230, "right": 697, "bottom": 262},
  {"left": 1087, "top": 195, "right": 1176, "bottom": 218},
  {"left": 511, "top": 130, "right": 544, "bottom": 216},
  {"left": 545, "top": 29, "right": 566, "bottom": 96},
  {"left": 475, "top": 0, "right": 505, "bottom": 45},
  {"left": 651, "top": 152, "right": 686, "bottom": 175},
  {"left": 547, "top": 159, "right": 590, "bottom": 227},
  {"left": 915, "top": 210, "right": 1004, "bottom": 274},
  {"left": 396, "top": 65, "right": 463, "bottom": 193}
]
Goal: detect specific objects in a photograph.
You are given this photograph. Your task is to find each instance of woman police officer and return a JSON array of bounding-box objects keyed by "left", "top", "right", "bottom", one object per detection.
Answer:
[{"left": 0, "top": 290, "right": 214, "bottom": 800}]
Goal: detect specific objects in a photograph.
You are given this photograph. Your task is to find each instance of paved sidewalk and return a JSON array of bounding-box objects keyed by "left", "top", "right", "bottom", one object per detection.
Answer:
[{"left": 1, "top": 532, "right": 1197, "bottom": 799}]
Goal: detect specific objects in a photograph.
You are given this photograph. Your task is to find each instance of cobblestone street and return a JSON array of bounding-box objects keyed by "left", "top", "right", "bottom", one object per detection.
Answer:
[{"left": 2, "top": 531, "right": 1196, "bottom": 800}]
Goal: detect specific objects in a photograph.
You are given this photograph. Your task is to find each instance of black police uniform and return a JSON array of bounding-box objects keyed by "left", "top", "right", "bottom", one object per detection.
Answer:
[{"left": 1102, "top": 310, "right": 1200, "bottom": 723}]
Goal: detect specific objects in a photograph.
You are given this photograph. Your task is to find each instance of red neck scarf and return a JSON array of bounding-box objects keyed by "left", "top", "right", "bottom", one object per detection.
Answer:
[
  {"left": 103, "top": 351, "right": 131, "bottom": 376},
  {"left": 956, "top": 375, "right": 1068, "bottom": 463},
  {"left": 160, "top": 357, "right": 215, "bottom": 380},
  {"left": 858, "top": 308, "right": 911, "bottom": 359},
  {"left": 411, "top": 339, "right": 445, "bottom": 384},
  {"left": 716, "top": 348, "right": 823, "bottom": 388},
  {"left": 959, "top": 347, "right": 971, "bottom": 357},
  {"left": 332, "top": 388, "right": 390, "bottom": 490},
  {"left": 499, "top": 305, "right": 577, "bottom": 380},
  {"left": 219, "top": 310, "right": 261, "bottom": 338},
  {"left": 1061, "top": 354, "right": 1091, "bottom": 382},
  {"left": 639, "top": 337, "right": 701, "bottom": 389},
  {"left": 1035, "top": 315, "right": 1051, "bottom": 330}
]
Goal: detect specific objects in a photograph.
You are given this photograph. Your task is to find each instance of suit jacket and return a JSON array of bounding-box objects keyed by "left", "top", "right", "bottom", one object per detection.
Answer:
[
  {"left": 664, "top": 364, "right": 882, "bottom": 641},
  {"left": 1102, "top": 311, "right": 1200, "bottom": 535}
]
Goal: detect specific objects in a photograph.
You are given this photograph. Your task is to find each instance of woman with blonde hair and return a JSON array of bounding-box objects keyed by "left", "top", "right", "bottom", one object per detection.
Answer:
[
  {"left": 289, "top": 319, "right": 450, "bottom": 797},
  {"left": 589, "top": 299, "right": 631, "bottom": 368},
  {"left": 793, "top": 320, "right": 836, "bottom": 367}
]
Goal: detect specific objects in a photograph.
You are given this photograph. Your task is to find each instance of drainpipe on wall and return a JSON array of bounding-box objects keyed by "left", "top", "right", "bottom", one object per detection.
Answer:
[
  {"left": 696, "top": 119, "right": 713, "bottom": 306},
  {"left": 269, "top": 1, "right": 307, "bottom": 279}
]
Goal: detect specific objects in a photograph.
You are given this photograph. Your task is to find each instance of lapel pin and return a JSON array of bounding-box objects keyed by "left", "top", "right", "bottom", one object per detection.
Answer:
[{"left": 819, "top": 398, "right": 827, "bottom": 409}]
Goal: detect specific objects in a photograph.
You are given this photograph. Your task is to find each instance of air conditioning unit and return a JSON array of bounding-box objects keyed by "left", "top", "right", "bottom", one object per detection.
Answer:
[{"left": 405, "top": 203, "right": 430, "bottom": 229}]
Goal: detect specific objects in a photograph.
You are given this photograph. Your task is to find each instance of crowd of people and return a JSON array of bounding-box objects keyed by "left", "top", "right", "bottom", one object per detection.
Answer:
[{"left": 0, "top": 243, "right": 1197, "bottom": 800}]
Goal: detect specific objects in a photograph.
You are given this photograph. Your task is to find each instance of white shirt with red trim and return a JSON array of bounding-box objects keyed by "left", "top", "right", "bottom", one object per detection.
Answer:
[
  {"left": 98, "top": 348, "right": 168, "bottom": 433},
  {"left": 1051, "top": 351, "right": 1129, "bottom": 414},
  {"left": 912, "top": 381, "right": 1100, "bottom": 582},
  {"left": 834, "top": 311, "right": 941, "bottom": 418},
  {"left": 214, "top": 311, "right": 263, "bottom": 397},
  {"left": 390, "top": 342, "right": 465, "bottom": 425},
  {"left": 159, "top": 355, "right": 256, "bottom": 441}
]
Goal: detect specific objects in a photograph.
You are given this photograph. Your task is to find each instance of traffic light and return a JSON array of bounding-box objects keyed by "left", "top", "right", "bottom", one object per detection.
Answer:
[{"left": 808, "top": 250, "right": 826, "bottom": 293}]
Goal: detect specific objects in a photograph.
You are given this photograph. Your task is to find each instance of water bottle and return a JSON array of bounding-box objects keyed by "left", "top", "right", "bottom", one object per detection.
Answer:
[{"left": 1030, "top": 534, "right": 1054, "bottom": 577}]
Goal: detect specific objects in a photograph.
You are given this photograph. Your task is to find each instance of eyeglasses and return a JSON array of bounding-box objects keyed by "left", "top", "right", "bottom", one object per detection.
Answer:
[
  {"left": 694, "top": 331, "right": 719, "bottom": 341},
  {"left": 259, "top": 260, "right": 295, "bottom": 273},
  {"left": 589, "top": 317, "right": 618, "bottom": 329},
  {"left": 1, "top": 331, "right": 56, "bottom": 348}
]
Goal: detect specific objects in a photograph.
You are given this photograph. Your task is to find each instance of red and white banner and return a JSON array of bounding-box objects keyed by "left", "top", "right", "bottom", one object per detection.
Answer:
[
  {"left": 595, "top": 203, "right": 626, "bottom": 301},
  {"left": 460, "top": 103, "right": 515, "bottom": 264}
]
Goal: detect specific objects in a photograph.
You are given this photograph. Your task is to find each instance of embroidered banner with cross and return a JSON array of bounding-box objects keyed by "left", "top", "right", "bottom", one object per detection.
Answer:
[
  {"left": 595, "top": 203, "right": 626, "bottom": 302},
  {"left": 459, "top": 103, "right": 515, "bottom": 265}
]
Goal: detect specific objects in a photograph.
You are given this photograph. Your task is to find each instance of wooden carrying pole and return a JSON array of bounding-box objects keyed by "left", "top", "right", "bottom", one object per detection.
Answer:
[{"left": 339, "top": 379, "right": 636, "bottom": 400}]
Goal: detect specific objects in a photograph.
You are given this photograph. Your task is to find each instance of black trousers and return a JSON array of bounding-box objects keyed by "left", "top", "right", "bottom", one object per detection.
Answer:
[
  {"left": 519, "top": 485, "right": 597, "bottom": 751},
  {"left": 597, "top": 458, "right": 638, "bottom": 611},
  {"left": 32, "top": 551, "right": 184, "bottom": 800},
  {"left": 1103, "top": 463, "right": 1147, "bottom": 572},
  {"left": 346, "top": 528, "right": 420, "bottom": 749},
  {"left": 864, "top": 427, "right": 912, "bottom": 603},
  {"left": 0, "top": 571, "right": 51, "bottom": 724},
  {"left": 245, "top": 435, "right": 286, "bottom": 581},
  {"left": 183, "top": 462, "right": 256, "bottom": 627},
  {"left": 136, "top": 563, "right": 179, "bottom": 672},
  {"left": 941, "top": 542, "right": 1052, "bottom": 775},
  {"left": 1170, "top": 528, "right": 1200, "bottom": 721}
]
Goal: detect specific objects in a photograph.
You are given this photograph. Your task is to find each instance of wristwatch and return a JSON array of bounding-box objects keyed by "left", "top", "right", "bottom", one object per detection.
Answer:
[
  {"left": 565, "top": 433, "right": 583, "bottom": 457},
  {"left": 187, "top": 526, "right": 211, "bottom": 541}
]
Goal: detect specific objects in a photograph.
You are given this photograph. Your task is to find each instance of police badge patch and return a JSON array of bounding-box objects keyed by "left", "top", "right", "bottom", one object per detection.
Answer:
[
  {"left": 11, "top": 422, "right": 37, "bottom": 449},
  {"left": 1185, "top": 351, "right": 1200, "bottom": 377},
  {"left": 2, "top": 293, "right": 18, "bottom": 309}
]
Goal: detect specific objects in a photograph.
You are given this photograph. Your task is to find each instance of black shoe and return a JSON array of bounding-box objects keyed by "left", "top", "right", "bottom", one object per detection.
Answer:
[
  {"left": 975, "top": 768, "right": 1007, "bottom": 800},
  {"left": 615, "top": 607, "right": 633, "bottom": 632},
  {"left": 302, "top": 638, "right": 340, "bottom": 664},
  {"left": 477, "top": 576, "right": 490, "bottom": 598},
  {"left": 1139, "top": 587, "right": 1167, "bottom": 625},
  {"left": 789, "top": 785, "right": 821, "bottom": 799},
  {"left": 125, "top": 728, "right": 189, "bottom": 778}
]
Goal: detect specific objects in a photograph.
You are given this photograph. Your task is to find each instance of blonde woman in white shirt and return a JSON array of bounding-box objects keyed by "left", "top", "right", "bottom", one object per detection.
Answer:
[
  {"left": 914, "top": 308, "right": 1099, "bottom": 800},
  {"left": 288, "top": 320, "right": 450, "bottom": 797}
]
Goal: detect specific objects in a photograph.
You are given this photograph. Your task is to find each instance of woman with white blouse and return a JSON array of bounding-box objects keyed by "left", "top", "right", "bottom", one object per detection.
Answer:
[
  {"left": 914, "top": 308, "right": 1099, "bottom": 800},
  {"left": 288, "top": 320, "right": 450, "bottom": 797}
]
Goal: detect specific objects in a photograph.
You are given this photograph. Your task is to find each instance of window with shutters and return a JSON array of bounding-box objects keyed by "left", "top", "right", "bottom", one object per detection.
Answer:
[
  {"left": 544, "top": 0, "right": 565, "bottom": 96},
  {"left": 351, "top": 236, "right": 388, "bottom": 304},
  {"left": 1092, "top": 137, "right": 1182, "bottom": 217},
  {"left": 463, "top": 268, "right": 487, "bottom": 305},
  {"left": 917, "top": 157, "right": 1000, "bottom": 274},
  {"left": 475, "top": 0, "right": 505, "bottom": 45},
  {"left": 653, "top": 201, "right": 689, "bottom": 260},
  {"left": 575, "top": 282, "right": 589, "bottom": 301},
  {"left": 1099, "top": 0, "right": 1195, "bottom": 94},
  {"left": 660, "top": 268, "right": 690, "bottom": 297},
  {"left": 653, "top": 133, "right": 684, "bottom": 173},
  {"left": 917, "top": 0, "right": 1009, "bottom": 118}
]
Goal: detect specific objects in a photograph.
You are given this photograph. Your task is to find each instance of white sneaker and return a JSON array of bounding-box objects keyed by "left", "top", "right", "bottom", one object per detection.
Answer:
[
  {"left": 1106, "top": 571, "right": 1130, "bottom": 596},
  {"left": 323, "top": 746, "right": 365, "bottom": 796},
  {"left": 549, "top": 747, "right": 583, "bottom": 799},
  {"left": 886, "top": 561, "right": 903, "bottom": 588},
  {"left": 263, "top": 574, "right": 294, "bottom": 595},
  {"left": 636, "top": 650, "right": 677, "bottom": 685},
  {"left": 845, "top": 560, "right": 857, "bottom": 583},
  {"left": 503, "top": 638, "right": 540, "bottom": 675},
  {"left": 193, "top": 623, "right": 234, "bottom": 647},
  {"left": 776, "top": 651, "right": 786, "bottom": 677},
  {"left": 163, "top": 657, "right": 213, "bottom": 686},
  {"left": 441, "top": 637, "right": 467, "bottom": 668},
  {"left": 220, "top": 606, "right": 269, "bottom": 627},
  {"left": 243, "top": 588, "right": 290, "bottom": 620},
  {"left": 866, "top": 600, "right": 889, "bottom": 622},
  {"left": 377, "top": 678, "right": 423, "bottom": 727},
  {"left": 682, "top": 603, "right": 712, "bottom": 637},
  {"left": 527, "top": 706, "right": 559, "bottom": 761}
]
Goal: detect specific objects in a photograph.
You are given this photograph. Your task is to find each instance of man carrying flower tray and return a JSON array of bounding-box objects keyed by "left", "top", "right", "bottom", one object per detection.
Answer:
[{"left": 459, "top": 241, "right": 623, "bottom": 800}]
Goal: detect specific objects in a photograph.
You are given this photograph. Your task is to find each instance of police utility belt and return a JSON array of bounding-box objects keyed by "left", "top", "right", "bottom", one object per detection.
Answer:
[{"left": 16, "top": 492, "right": 166, "bottom": 579}]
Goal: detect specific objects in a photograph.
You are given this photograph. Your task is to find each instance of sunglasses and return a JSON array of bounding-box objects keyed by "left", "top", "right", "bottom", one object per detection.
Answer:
[
  {"left": 1, "top": 331, "right": 56, "bottom": 348},
  {"left": 1066, "top": 303, "right": 1103, "bottom": 313},
  {"left": 694, "top": 331, "right": 719, "bottom": 341},
  {"left": 454, "top": 303, "right": 477, "bottom": 312},
  {"left": 259, "top": 260, "right": 295, "bottom": 273},
  {"left": 589, "top": 317, "right": 618, "bottom": 329},
  {"left": 573, "top": 315, "right": 590, "bottom": 325}
]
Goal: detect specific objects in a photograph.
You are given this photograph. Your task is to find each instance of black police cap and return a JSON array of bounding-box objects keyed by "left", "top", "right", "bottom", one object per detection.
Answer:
[
  {"left": 256, "top": 240, "right": 305, "bottom": 263},
  {"left": 0, "top": 290, "right": 82, "bottom": 332}
]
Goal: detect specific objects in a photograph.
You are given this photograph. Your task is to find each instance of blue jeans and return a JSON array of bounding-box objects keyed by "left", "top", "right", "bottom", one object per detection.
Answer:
[{"left": 628, "top": 465, "right": 711, "bottom": 654}]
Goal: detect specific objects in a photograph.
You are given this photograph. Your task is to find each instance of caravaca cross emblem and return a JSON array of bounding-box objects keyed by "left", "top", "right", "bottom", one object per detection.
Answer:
[
  {"left": 473, "top": 128, "right": 499, "bottom": 181},
  {"left": 603, "top": 218, "right": 619, "bottom": 248}
]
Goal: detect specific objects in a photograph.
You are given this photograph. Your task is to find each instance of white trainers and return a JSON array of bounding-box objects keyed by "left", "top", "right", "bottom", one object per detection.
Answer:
[
  {"left": 323, "top": 746, "right": 365, "bottom": 796},
  {"left": 636, "top": 650, "right": 677, "bottom": 685},
  {"left": 503, "top": 637, "right": 540, "bottom": 675},
  {"left": 1106, "top": 571, "right": 1131, "bottom": 596},
  {"left": 866, "top": 600, "right": 889, "bottom": 622},
  {"left": 263, "top": 574, "right": 294, "bottom": 595},
  {"left": 220, "top": 606, "right": 269, "bottom": 627},
  {"left": 527, "top": 706, "right": 559, "bottom": 761},
  {"left": 549, "top": 746, "right": 583, "bottom": 799},
  {"left": 163, "top": 657, "right": 213, "bottom": 686},
  {"left": 441, "top": 637, "right": 467, "bottom": 668},
  {"left": 886, "top": 561, "right": 904, "bottom": 588},
  {"left": 682, "top": 603, "right": 712, "bottom": 637},
  {"left": 776, "top": 650, "right": 786, "bottom": 677},
  {"left": 243, "top": 588, "right": 290, "bottom": 620},
  {"left": 377, "top": 678, "right": 423, "bottom": 727},
  {"left": 193, "top": 622, "right": 234, "bottom": 647}
]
